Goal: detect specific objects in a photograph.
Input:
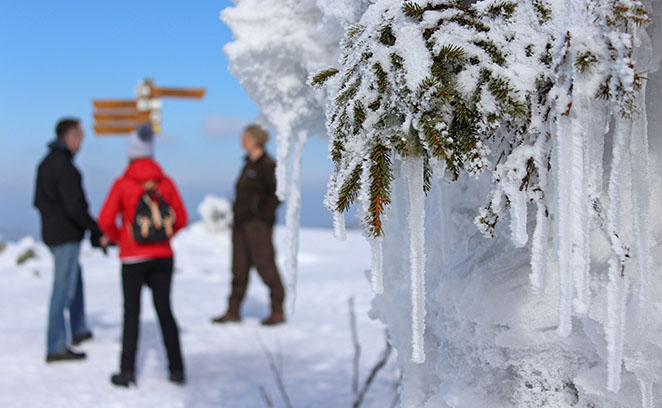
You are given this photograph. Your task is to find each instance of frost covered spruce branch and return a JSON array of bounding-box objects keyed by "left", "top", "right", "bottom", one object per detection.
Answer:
[
  {"left": 314, "top": 0, "right": 656, "bottom": 400},
  {"left": 314, "top": 0, "right": 556, "bottom": 364}
]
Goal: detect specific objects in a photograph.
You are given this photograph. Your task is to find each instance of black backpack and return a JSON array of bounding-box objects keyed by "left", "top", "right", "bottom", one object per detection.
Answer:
[{"left": 132, "top": 182, "right": 176, "bottom": 243}]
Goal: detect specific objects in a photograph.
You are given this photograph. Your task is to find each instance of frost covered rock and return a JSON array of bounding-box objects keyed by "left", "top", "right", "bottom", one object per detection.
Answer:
[
  {"left": 0, "top": 237, "right": 49, "bottom": 269},
  {"left": 197, "top": 195, "right": 232, "bottom": 233}
]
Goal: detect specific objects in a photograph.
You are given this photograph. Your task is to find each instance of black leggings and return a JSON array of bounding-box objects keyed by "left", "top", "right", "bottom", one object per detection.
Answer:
[{"left": 120, "top": 258, "right": 183, "bottom": 374}]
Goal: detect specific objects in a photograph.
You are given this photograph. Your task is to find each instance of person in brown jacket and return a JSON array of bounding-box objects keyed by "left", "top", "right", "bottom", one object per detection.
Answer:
[{"left": 212, "top": 124, "right": 285, "bottom": 326}]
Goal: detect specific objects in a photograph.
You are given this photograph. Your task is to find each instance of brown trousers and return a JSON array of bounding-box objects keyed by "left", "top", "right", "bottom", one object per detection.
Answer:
[{"left": 228, "top": 219, "right": 285, "bottom": 315}]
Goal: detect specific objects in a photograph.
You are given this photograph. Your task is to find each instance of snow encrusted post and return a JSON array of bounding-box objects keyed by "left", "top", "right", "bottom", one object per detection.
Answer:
[
  {"left": 224, "top": 0, "right": 662, "bottom": 406},
  {"left": 222, "top": 0, "right": 345, "bottom": 311},
  {"left": 283, "top": 129, "right": 308, "bottom": 308}
]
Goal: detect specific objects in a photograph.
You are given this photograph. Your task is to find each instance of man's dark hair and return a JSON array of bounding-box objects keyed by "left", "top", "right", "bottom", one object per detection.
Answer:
[{"left": 56, "top": 118, "right": 81, "bottom": 141}]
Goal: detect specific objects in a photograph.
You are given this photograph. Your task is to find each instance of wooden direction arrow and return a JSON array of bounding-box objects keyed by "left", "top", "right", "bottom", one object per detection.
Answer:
[
  {"left": 93, "top": 99, "right": 137, "bottom": 109},
  {"left": 93, "top": 126, "right": 136, "bottom": 135},
  {"left": 94, "top": 118, "right": 161, "bottom": 135},
  {"left": 94, "top": 124, "right": 162, "bottom": 135},
  {"left": 152, "top": 87, "right": 205, "bottom": 98},
  {"left": 93, "top": 110, "right": 151, "bottom": 122},
  {"left": 94, "top": 119, "right": 139, "bottom": 130}
]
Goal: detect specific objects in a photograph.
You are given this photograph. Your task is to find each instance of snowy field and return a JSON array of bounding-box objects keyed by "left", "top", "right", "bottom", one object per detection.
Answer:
[{"left": 0, "top": 225, "right": 397, "bottom": 408}]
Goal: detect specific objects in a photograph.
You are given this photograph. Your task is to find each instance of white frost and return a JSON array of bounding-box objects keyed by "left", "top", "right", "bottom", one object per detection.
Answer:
[
  {"left": 369, "top": 236, "right": 384, "bottom": 294},
  {"left": 404, "top": 157, "right": 426, "bottom": 364}
]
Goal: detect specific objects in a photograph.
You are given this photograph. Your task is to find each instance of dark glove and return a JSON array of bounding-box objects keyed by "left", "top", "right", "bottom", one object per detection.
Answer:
[
  {"left": 90, "top": 232, "right": 102, "bottom": 248},
  {"left": 90, "top": 232, "right": 109, "bottom": 255}
]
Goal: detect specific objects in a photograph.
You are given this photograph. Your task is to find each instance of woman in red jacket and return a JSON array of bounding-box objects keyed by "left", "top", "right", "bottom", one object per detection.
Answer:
[{"left": 98, "top": 124, "right": 188, "bottom": 387}]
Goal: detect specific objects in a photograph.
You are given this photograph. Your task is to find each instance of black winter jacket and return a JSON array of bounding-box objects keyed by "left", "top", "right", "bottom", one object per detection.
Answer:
[
  {"left": 233, "top": 153, "right": 280, "bottom": 226},
  {"left": 34, "top": 142, "right": 102, "bottom": 246}
]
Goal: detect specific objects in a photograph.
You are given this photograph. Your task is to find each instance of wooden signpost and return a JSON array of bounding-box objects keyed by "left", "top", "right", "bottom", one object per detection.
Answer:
[{"left": 92, "top": 79, "right": 205, "bottom": 135}]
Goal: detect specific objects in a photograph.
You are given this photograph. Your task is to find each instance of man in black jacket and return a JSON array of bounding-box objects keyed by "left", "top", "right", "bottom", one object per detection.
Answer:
[{"left": 34, "top": 118, "right": 107, "bottom": 362}]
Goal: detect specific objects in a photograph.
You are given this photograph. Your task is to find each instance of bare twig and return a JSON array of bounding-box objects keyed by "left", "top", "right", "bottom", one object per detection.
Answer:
[
  {"left": 390, "top": 372, "right": 403, "bottom": 408},
  {"left": 591, "top": 197, "right": 631, "bottom": 276},
  {"left": 277, "top": 336, "right": 284, "bottom": 376},
  {"left": 257, "top": 335, "right": 293, "bottom": 408},
  {"left": 390, "top": 389, "right": 401, "bottom": 408},
  {"left": 349, "top": 297, "right": 361, "bottom": 396},
  {"left": 353, "top": 332, "right": 393, "bottom": 408},
  {"left": 258, "top": 385, "right": 274, "bottom": 407}
]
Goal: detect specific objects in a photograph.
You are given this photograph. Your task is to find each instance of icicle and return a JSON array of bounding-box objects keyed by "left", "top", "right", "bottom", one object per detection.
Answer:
[
  {"left": 554, "top": 92, "right": 592, "bottom": 335},
  {"left": 509, "top": 186, "right": 528, "bottom": 249},
  {"left": 284, "top": 130, "right": 307, "bottom": 314},
  {"left": 606, "top": 257, "right": 629, "bottom": 393},
  {"left": 639, "top": 378, "right": 653, "bottom": 408},
  {"left": 275, "top": 159, "right": 290, "bottom": 202},
  {"left": 275, "top": 125, "right": 292, "bottom": 201},
  {"left": 369, "top": 237, "right": 384, "bottom": 294},
  {"left": 605, "top": 117, "right": 633, "bottom": 393},
  {"left": 333, "top": 211, "right": 347, "bottom": 241},
  {"left": 570, "top": 98, "right": 590, "bottom": 315},
  {"left": 404, "top": 157, "right": 426, "bottom": 364},
  {"left": 629, "top": 87, "right": 651, "bottom": 322},
  {"left": 555, "top": 112, "right": 574, "bottom": 337}
]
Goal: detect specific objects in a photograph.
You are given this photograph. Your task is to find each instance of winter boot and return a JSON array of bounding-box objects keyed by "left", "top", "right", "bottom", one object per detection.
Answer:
[
  {"left": 211, "top": 312, "right": 241, "bottom": 324},
  {"left": 110, "top": 372, "right": 136, "bottom": 387},
  {"left": 46, "top": 348, "right": 86, "bottom": 363},
  {"left": 261, "top": 312, "right": 285, "bottom": 326},
  {"left": 72, "top": 331, "right": 93, "bottom": 346},
  {"left": 169, "top": 370, "right": 186, "bottom": 385}
]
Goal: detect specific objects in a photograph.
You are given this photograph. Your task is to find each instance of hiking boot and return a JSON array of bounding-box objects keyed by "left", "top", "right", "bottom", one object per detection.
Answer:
[
  {"left": 72, "top": 331, "right": 93, "bottom": 346},
  {"left": 111, "top": 372, "right": 136, "bottom": 387},
  {"left": 261, "top": 312, "right": 286, "bottom": 326},
  {"left": 211, "top": 312, "right": 241, "bottom": 324},
  {"left": 169, "top": 371, "right": 186, "bottom": 385},
  {"left": 46, "top": 349, "right": 86, "bottom": 363}
]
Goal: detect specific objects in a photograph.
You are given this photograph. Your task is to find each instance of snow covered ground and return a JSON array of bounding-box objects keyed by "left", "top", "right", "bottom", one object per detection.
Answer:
[{"left": 0, "top": 225, "right": 396, "bottom": 408}]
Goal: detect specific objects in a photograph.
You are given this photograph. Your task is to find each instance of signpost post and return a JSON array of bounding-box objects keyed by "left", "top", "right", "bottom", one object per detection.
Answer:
[{"left": 92, "top": 79, "right": 205, "bottom": 136}]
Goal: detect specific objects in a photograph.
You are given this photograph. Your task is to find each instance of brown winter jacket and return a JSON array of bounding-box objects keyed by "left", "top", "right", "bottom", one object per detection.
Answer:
[{"left": 233, "top": 153, "right": 280, "bottom": 227}]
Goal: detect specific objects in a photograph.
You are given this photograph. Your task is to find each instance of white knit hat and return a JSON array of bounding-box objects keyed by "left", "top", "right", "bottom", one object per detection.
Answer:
[{"left": 127, "top": 123, "right": 154, "bottom": 159}]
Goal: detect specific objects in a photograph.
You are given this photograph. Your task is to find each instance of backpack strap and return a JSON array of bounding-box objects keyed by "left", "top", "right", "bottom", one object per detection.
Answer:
[{"left": 143, "top": 180, "right": 167, "bottom": 203}]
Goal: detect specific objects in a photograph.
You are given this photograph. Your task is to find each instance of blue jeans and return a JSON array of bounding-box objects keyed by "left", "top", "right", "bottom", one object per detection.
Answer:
[{"left": 47, "top": 242, "right": 88, "bottom": 354}]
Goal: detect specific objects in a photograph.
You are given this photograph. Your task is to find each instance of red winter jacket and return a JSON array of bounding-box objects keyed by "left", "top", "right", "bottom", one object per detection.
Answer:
[{"left": 98, "top": 158, "right": 187, "bottom": 261}]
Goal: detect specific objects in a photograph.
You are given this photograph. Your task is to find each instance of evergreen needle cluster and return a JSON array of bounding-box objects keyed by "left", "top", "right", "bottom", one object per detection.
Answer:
[{"left": 313, "top": 0, "right": 650, "bottom": 238}]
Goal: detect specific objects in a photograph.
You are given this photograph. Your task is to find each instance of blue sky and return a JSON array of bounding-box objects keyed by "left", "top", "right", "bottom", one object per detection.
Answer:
[{"left": 0, "top": 0, "right": 335, "bottom": 239}]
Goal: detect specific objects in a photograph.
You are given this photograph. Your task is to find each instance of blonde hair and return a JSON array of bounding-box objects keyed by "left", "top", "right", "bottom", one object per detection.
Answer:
[{"left": 244, "top": 124, "right": 269, "bottom": 146}]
